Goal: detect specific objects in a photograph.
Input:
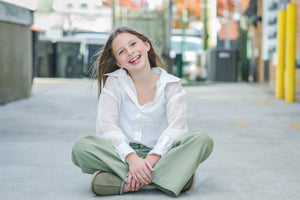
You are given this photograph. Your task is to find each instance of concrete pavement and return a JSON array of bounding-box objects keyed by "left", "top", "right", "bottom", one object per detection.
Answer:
[{"left": 0, "top": 78, "right": 300, "bottom": 200}]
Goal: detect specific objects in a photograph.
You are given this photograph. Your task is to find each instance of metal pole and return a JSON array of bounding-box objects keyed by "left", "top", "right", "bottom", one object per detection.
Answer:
[
  {"left": 203, "top": 0, "right": 208, "bottom": 50},
  {"left": 166, "top": 0, "right": 173, "bottom": 73},
  {"left": 113, "top": 0, "right": 120, "bottom": 27},
  {"left": 177, "top": 8, "right": 188, "bottom": 78},
  {"left": 275, "top": 10, "right": 286, "bottom": 99},
  {"left": 181, "top": 8, "right": 187, "bottom": 55},
  {"left": 285, "top": 3, "right": 296, "bottom": 103}
]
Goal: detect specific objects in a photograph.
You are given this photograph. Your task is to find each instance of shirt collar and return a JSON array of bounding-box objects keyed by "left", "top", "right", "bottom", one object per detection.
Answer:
[
  {"left": 152, "top": 67, "right": 181, "bottom": 85},
  {"left": 106, "top": 67, "right": 181, "bottom": 108},
  {"left": 105, "top": 67, "right": 181, "bottom": 85}
]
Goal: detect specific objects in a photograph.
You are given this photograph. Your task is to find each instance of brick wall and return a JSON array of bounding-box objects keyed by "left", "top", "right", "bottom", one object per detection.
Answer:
[
  {"left": 269, "top": 59, "right": 276, "bottom": 84},
  {"left": 256, "top": 0, "right": 264, "bottom": 83}
]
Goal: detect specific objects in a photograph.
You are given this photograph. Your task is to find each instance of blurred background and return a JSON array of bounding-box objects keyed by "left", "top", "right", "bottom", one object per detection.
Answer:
[{"left": 0, "top": 0, "right": 299, "bottom": 104}]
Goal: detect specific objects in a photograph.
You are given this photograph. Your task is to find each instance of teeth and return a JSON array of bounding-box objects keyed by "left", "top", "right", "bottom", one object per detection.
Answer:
[{"left": 130, "top": 56, "right": 140, "bottom": 63}]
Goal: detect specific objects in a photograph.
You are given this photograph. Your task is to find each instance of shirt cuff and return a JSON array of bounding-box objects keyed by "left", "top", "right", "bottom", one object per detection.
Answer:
[
  {"left": 115, "top": 143, "right": 135, "bottom": 162},
  {"left": 148, "top": 144, "right": 171, "bottom": 157}
]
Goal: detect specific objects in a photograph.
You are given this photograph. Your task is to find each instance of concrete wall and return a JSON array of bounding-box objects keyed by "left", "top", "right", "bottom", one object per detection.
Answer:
[{"left": 0, "top": 2, "right": 33, "bottom": 104}]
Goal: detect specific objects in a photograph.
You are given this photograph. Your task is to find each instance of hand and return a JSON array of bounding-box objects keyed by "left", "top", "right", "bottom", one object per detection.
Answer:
[
  {"left": 125, "top": 153, "right": 153, "bottom": 191},
  {"left": 126, "top": 171, "right": 147, "bottom": 191},
  {"left": 145, "top": 154, "right": 161, "bottom": 168}
]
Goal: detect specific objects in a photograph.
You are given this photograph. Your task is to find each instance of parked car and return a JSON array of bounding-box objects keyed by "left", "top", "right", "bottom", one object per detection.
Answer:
[{"left": 170, "top": 35, "right": 206, "bottom": 80}]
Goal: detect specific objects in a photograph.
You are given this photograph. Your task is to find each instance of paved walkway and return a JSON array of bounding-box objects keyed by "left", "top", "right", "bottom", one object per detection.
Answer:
[{"left": 0, "top": 78, "right": 299, "bottom": 200}]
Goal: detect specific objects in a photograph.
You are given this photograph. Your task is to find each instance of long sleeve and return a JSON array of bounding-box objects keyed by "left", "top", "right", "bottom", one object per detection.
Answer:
[
  {"left": 148, "top": 81, "right": 188, "bottom": 156},
  {"left": 96, "top": 76, "right": 135, "bottom": 162}
]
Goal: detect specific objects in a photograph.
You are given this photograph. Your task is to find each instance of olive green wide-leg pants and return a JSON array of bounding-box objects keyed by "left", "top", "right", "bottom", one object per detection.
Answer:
[{"left": 71, "top": 129, "right": 213, "bottom": 197}]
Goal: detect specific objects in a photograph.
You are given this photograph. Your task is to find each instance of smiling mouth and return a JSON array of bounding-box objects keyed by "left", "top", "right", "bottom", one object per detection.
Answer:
[{"left": 129, "top": 55, "right": 141, "bottom": 63}]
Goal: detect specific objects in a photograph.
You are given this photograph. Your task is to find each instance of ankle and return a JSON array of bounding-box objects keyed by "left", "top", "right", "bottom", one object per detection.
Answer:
[{"left": 123, "top": 184, "right": 131, "bottom": 193}]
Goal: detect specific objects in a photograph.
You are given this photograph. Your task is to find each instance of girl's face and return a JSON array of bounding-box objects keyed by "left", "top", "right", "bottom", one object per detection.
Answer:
[{"left": 112, "top": 32, "right": 151, "bottom": 72}]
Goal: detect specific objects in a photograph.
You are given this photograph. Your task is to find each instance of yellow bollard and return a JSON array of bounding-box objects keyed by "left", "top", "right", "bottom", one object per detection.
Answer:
[
  {"left": 285, "top": 3, "right": 297, "bottom": 103},
  {"left": 276, "top": 10, "right": 286, "bottom": 99}
]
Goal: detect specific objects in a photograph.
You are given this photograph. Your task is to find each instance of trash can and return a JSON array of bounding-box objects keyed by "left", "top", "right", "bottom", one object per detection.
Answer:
[
  {"left": 55, "top": 41, "right": 84, "bottom": 78},
  {"left": 32, "top": 30, "right": 40, "bottom": 81},
  {"left": 207, "top": 48, "right": 238, "bottom": 82},
  {"left": 175, "top": 53, "right": 183, "bottom": 78},
  {"left": 36, "top": 39, "right": 56, "bottom": 77},
  {"left": 84, "top": 43, "right": 104, "bottom": 78}
]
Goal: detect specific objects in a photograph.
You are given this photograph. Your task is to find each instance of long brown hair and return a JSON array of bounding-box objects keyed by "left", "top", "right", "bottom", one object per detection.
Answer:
[{"left": 93, "top": 27, "right": 166, "bottom": 95}]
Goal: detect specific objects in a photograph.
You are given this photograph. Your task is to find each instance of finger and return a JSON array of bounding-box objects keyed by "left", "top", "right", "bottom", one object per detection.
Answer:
[
  {"left": 127, "top": 173, "right": 133, "bottom": 187},
  {"left": 139, "top": 169, "right": 151, "bottom": 184},
  {"left": 137, "top": 181, "right": 146, "bottom": 190},
  {"left": 135, "top": 182, "right": 141, "bottom": 191},
  {"left": 135, "top": 168, "right": 150, "bottom": 184},
  {"left": 140, "top": 165, "right": 152, "bottom": 182},
  {"left": 145, "top": 160, "right": 154, "bottom": 171},
  {"left": 131, "top": 172, "right": 142, "bottom": 184},
  {"left": 131, "top": 178, "right": 136, "bottom": 191},
  {"left": 135, "top": 167, "right": 150, "bottom": 184}
]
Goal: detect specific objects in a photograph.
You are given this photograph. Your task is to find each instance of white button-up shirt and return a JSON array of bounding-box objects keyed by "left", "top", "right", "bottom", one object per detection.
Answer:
[{"left": 96, "top": 67, "right": 188, "bottom": 162}]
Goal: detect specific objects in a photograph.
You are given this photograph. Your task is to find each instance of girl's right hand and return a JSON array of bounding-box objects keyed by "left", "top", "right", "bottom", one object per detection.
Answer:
[{"left": 125, "top": 153, "right": 153, "bottom": 190}]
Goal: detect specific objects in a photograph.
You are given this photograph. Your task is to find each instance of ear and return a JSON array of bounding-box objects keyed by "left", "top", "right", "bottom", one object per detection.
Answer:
[
  {"left": 116, "top": 62, "right": 123, "bottom": 68},
  {"left": 144, "top": 41, "right": 151, "bottom": 52}
]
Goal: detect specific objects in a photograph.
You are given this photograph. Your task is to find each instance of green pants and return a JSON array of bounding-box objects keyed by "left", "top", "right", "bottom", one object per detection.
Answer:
[{"left": 71, "top": 129, "right": 213, "bottom": 197}]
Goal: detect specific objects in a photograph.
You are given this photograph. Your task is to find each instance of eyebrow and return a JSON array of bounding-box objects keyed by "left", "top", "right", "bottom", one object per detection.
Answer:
[{"left": 115, "top": 39, "right": 136, "bottom": 53}]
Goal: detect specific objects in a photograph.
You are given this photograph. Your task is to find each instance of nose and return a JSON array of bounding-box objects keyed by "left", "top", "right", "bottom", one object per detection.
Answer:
[{"left": 127, "top": 47, "right": 134, "bottom": 57}]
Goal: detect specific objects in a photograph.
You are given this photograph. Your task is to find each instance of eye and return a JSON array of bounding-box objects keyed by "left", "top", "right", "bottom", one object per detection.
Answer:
[
  {"left": 118, "top": 49, "right": 124, "bottom": 55},
  {"left": 131, "top": 42, "right": 136, "bottom": 46}
]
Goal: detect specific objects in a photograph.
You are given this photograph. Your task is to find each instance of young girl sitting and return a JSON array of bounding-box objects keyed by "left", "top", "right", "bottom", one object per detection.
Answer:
[{"left": 71, "top": 26, "right": 213, "bottom": 197}]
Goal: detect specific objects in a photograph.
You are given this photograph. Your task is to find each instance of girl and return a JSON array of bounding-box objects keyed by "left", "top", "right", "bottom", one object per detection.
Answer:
[{"left": 71, "top": 27, "right": 213, "bottom": 197}]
